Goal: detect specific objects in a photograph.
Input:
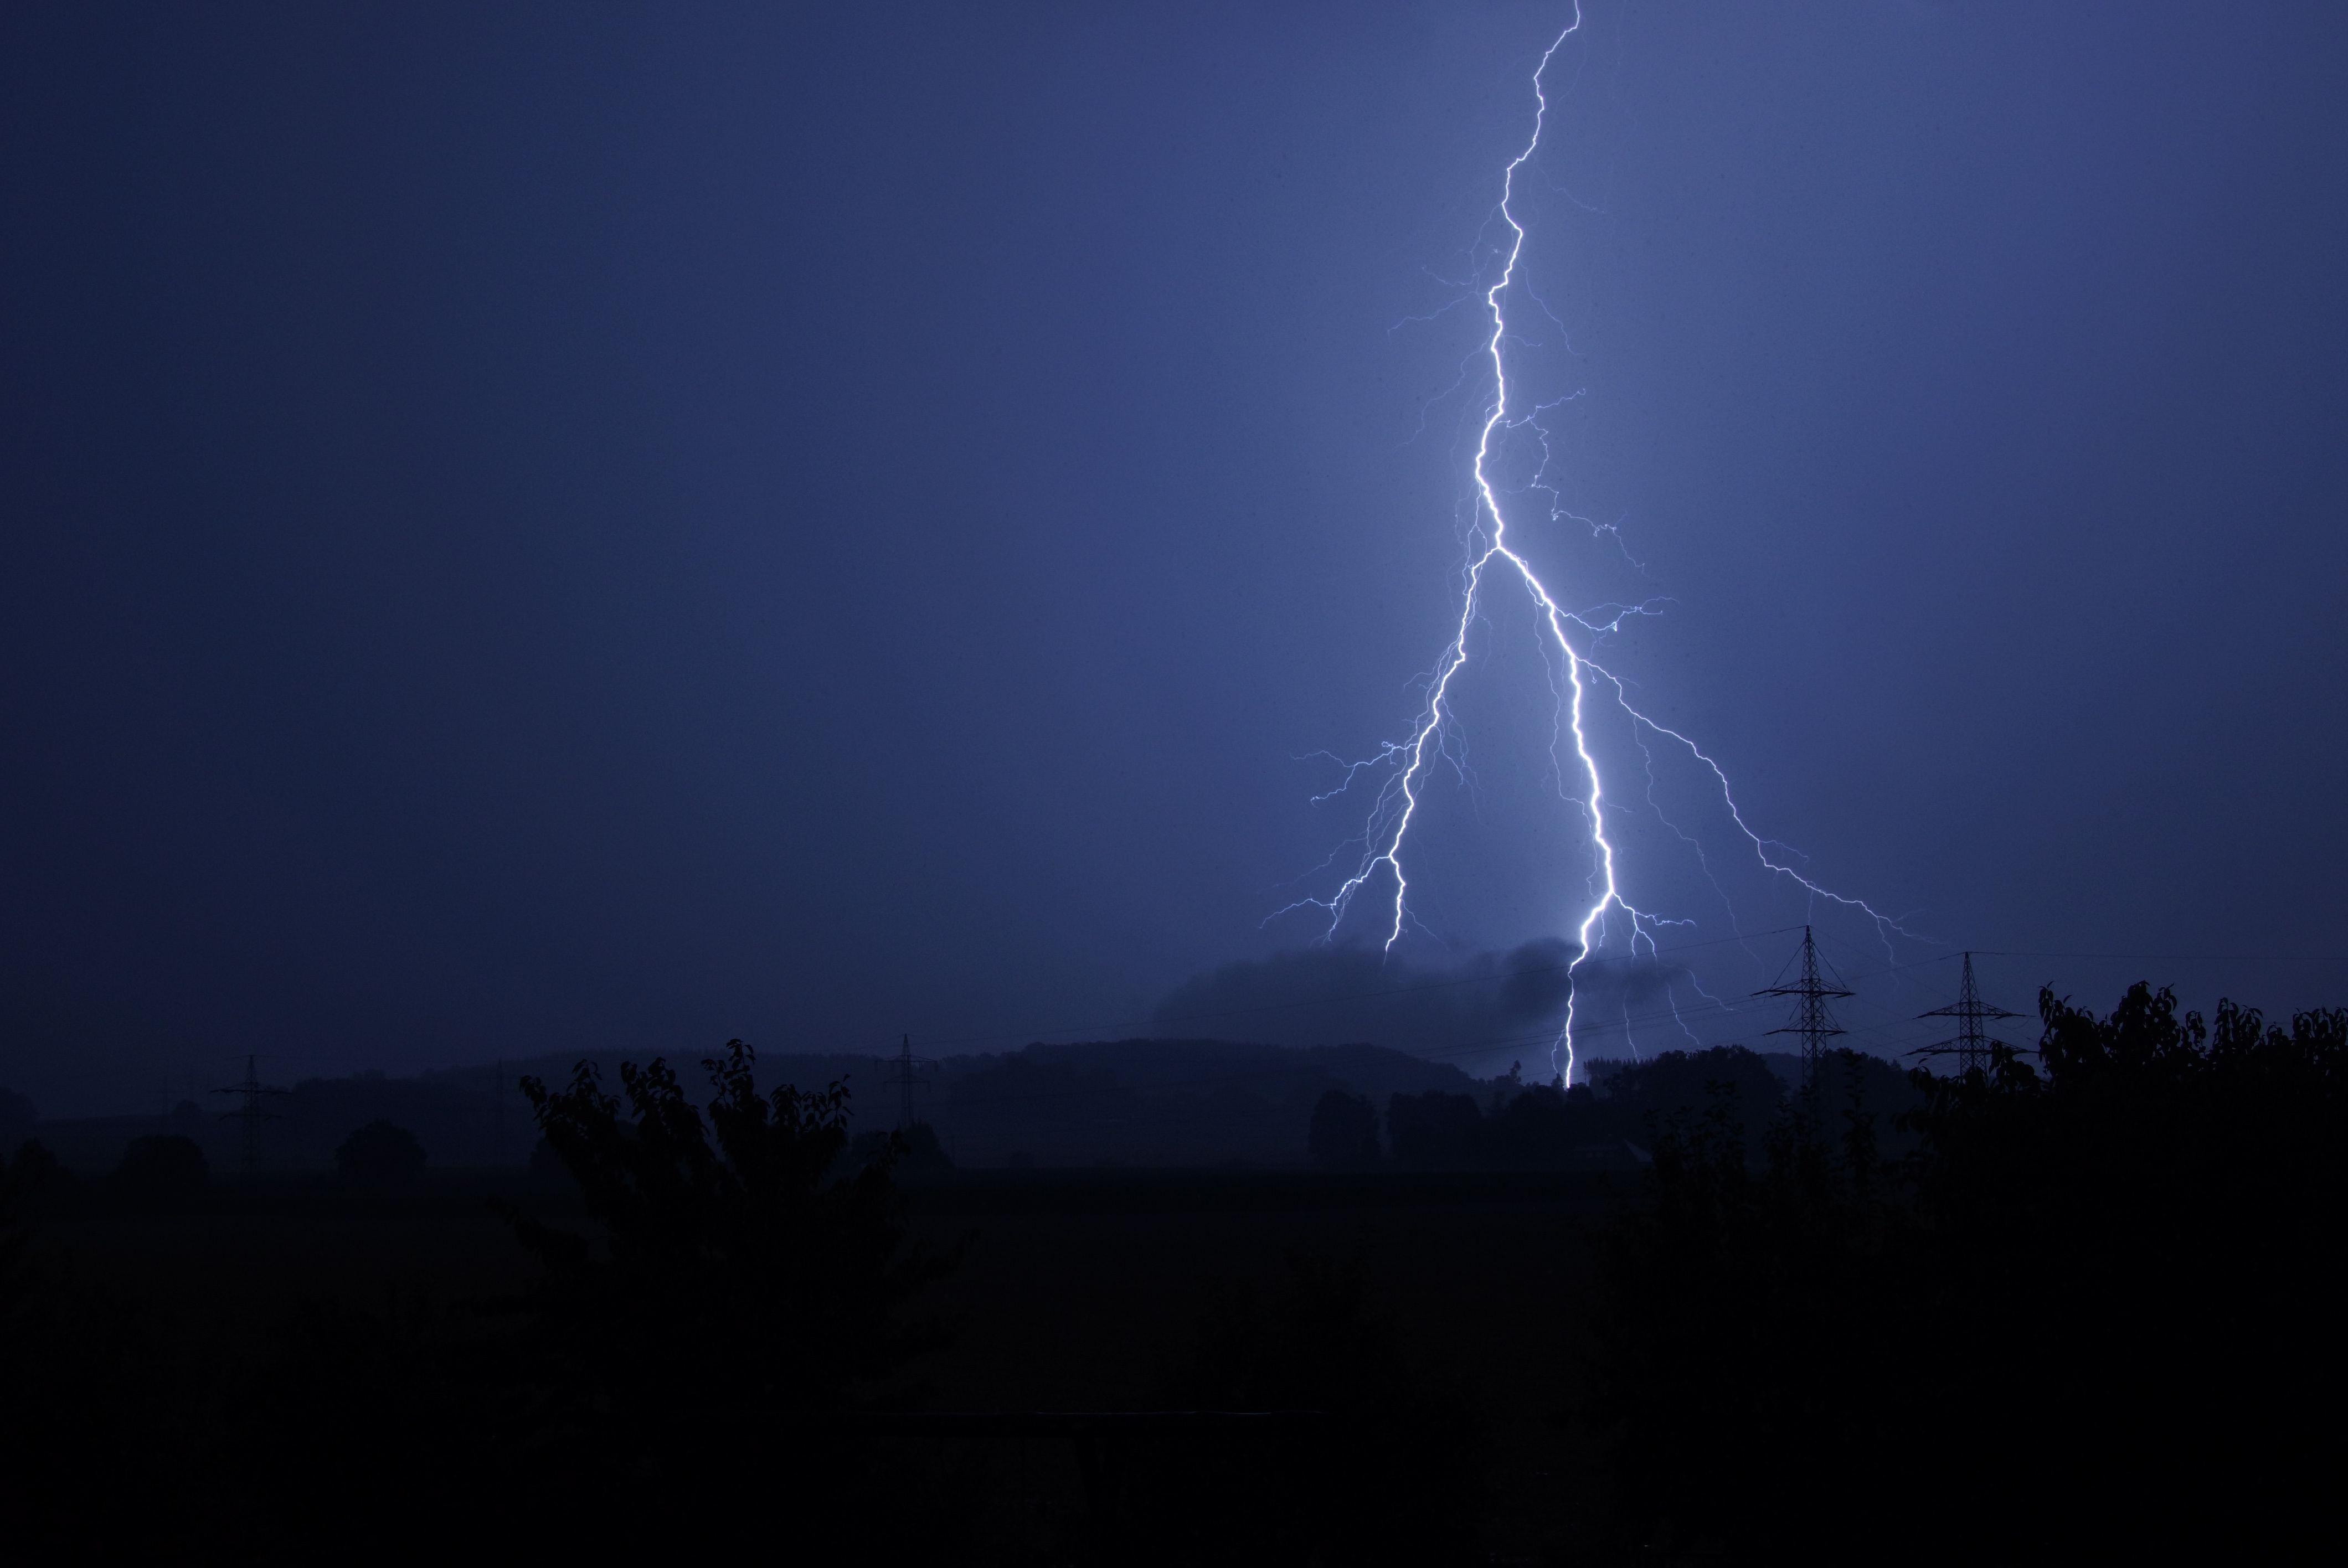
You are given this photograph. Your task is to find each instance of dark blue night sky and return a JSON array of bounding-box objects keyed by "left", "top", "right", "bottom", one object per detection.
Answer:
[{"left": 5, "top": 2, "right": 2344, "bottom": 1113}]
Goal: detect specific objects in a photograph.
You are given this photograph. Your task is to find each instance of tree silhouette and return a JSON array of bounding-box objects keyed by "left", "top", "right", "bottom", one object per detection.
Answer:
[
  {"left": 112, "top": 1133, "right": 207, "bottom": 1195},
  {"left": 336, "top": 1119, "right": 425, "bottom": 1184},
  {"left": 504, "top": 1041, "right": 952, "bottom": 1431},
  {"left": 1384, "top": 1090, "right": 1484, "bottom": 1168},
  {"left": 1307, "top": 1089, "right": 1380, "bottom": 1168},
  {"left": 0, "top": 1141, "right": 42, "bottom": 1321}
]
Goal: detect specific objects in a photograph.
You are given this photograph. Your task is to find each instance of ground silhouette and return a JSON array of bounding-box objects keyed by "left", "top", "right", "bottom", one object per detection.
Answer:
[{"left": 0, "top": 996, "right": 2339, "bottom": 1560}]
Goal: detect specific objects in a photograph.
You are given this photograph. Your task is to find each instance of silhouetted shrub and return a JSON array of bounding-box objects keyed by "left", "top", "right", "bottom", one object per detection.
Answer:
[
  {"left": 1594, "top": 1043, "right": 1784, "bottom": 1160},
  {"left": 1487, "top": 1081, "right": 1628, "bottom": 1168},
  {"left": 4, "top": 1139, "right": 65, "bottom": 1196},
  {"left": 1385, "top": 1090, "right": 1485, "bottom": 1167},
  {"left": 849, "top": 1118, "right": 954, "bottom": 1172},
  {"left": 0, "top": 1087, "right": 34, "bottom": 1152},
  {"left": 506, "top": 1041, "right": 952, "bottom": 1431},
  {"left": 1307, "top": 1089, "right": 1380, "bottom": 1168},
  {"left": 1, "top": 1141, "right": 43, "bottom": 1319},
  {"left": 336, "top": 1119, "right": 425, "bottom": 1184},
  {"left": 113, "top": 1134, "right": 207, "bottom": 1194}
]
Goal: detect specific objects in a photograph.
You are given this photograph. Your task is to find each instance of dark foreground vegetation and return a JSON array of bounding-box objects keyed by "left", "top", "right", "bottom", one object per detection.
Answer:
[
  {"left": 2, "top": 987, "right": 2341, "bottom": 1562},
  {"left": 1581, "top": 985, "right": 2346, "bottom": 1560}
]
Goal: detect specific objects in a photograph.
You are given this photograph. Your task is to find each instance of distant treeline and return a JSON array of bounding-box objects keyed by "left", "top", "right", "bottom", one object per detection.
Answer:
[
  {"left": 12, "top": 1036, "right": 1914, "bottom": 1182},
  {"left": 7, "top": 1038, "right": 1492, "bottom": 1177},
  {"left": 1308, "top": 1046, "right": 1916, "bottom": 1172}
]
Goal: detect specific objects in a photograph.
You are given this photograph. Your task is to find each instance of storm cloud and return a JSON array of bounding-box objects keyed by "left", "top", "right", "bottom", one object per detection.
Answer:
[{"left": 1150, "top": 938, "right": 1712, "bottom": 1081}]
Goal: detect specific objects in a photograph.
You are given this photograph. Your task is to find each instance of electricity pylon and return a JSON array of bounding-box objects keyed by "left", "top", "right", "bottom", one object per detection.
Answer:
[
  {"left": 882, "top": 1034, "right": 934, "bottom": 1131},
  {"left": 1915, "top": 952, "right": 2021, "bottom": 1077},
  {"left": 1757, "top": 926, "right": 1855, "bottom": 1094},
  {"left": 210, "top": 1054, "right": 287, "bottom": 1174}
]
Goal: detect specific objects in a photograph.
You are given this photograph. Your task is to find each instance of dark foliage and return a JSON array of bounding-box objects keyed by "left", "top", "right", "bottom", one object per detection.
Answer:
[
  {"left": 503, "top": 1042, "right": 952, "bottom": 1431},
  {"left": 0, "top": 1087, "right": 35, "bottom": 1150},
  {"left": 1386, "top": 1089, "right": 1486, "bottom": 1166},
  {"left": 1, "top": 1141, "right": 43, "bottom": 1320},
  {"left": 1080, "top": 1250, "right": 1479, "bottom": 1566},
  {"left": 1307, "top": 1087, "right": 1381, "bottom": 1168},
  {"left": 334, "top": 1118, "right": 425, "bottom": 1184},
  {"left": 1596, "top": 1044, "right": 1785, "bottom": 1153},
  {"left": 1, "top": 1141, "right": 209, "bottom": 1554},
  {"left": 1575, "top": 991, "right": 2348, "bottom": 1561},
  {"left": 470, "top": 1041, "right": 959, "bottom": 1554},
  {"left": 1486, "top": 1082, "right": 1614, "bottom": 1168},
  {"left": 5, "top": 993, "right": 2340, "bottom": 1561},
  {"left": 2, "top": 1138, "right": 66, "bottom": 1205},
  {"left": 851, "top": 1117, "right": 955, "bottom": 1171},
  {"left": 112, "top": 1132, "right": 208, "bottom": 1194},
  {"left": 943, "top": 1037, "right": 1474, "bottom": 1167},
  {"left": 1378, "top": 1047, "right": 1801, "bottom": 1170},
  {"left": 1, "top": 1043, "right": 966, "bottom": 1559}
]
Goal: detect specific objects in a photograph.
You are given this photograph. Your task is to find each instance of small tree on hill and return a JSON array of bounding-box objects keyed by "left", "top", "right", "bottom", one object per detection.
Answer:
[
  {"left": 336, "top": 1120, "right": 425, "bottom": 1184},
  {"left": 114, "top": 1134, "right": 207, "bottom": 1194},
  {"left": 1308, "top": 1089, "right": 1381, "bottom": 1168}
]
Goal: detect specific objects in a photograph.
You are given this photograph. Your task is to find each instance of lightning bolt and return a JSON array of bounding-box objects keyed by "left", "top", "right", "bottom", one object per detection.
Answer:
[{"left": 1284, "top": 6, "right": 1907, "bottom": 1087}]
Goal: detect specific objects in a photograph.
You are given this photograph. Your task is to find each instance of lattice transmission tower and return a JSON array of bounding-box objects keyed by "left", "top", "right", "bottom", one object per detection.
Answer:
[
  {"left": 210, "top": 1054, "right": 286, "bottom": 1174},
  {"left": 1757, "top": 926, "right": 1855, "bottom": 1094},
  {"left": 1914, "top": 952, "right": 2021, "bottom": 1077},
  {"left": 882, "top": 1034, "right": 935, "bottom": 1131}
]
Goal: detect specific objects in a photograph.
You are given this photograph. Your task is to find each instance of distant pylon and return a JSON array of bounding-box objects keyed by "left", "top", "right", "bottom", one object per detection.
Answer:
[
  {"left": 883, "top": 1034, "right": 934, "bottom": 1132},
  {"left": 1914, "top": 952, "right": 2021, "bottom": 1077},
  {"left": 210, "top": 1054, "right": 287, "bottom": 1174},
  {"left": 1757, "top": 926, "right": 1855, "bottom": 1093}
]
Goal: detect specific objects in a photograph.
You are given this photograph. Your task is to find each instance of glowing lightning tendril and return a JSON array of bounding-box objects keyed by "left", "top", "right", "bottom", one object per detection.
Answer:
[{"left": 1281, "top": 6, "right": 1907, "bottom": 1088}]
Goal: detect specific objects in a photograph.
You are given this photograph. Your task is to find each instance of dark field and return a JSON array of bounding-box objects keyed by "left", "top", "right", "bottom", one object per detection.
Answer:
[
  {"left": 46, "top": 1170, "right": 1610, "bottom": 1381},
  {"left": 33, "top": 1169, "right": 1613, "bottom": 1561}
]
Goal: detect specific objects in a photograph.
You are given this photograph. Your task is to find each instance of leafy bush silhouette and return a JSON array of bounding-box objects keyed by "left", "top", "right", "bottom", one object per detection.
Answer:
[
  {"left": 335, "top": 1119, "right": 424, "bottom": 1184},
  {"left": 0, "top": 1087, "right": 35, "bottom": 1152},
  {"left": 503, "top": 1040, "right": 952, "bottom": 1436},
  {"left": 1307, "top": 1088, "right": 1380, "bottom": 1168},
  {"left": 112, "top": 1133, "right": 207, "bottom": 1194},
  {"left": 849, "top": 1117, "right": 954, "bottom": 1171},
  {"left": 1, "top": 1141, "right": 45, "bottom": 1321},
  {"left": 1597, "top": 1044, "right": 1784, "bottom": 1157},
  {"left": 1386, "top": 1089, "right": 1485, "bottom": 1167}
]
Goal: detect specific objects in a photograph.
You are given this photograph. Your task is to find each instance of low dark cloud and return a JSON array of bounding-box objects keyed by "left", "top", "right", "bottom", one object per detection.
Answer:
[
  {"left": 1149, "top": 941, "right": 1558, "bottom": 1079},
  {"left": 1151, "top": 939, "right": 1722, "bottom": 1081}
]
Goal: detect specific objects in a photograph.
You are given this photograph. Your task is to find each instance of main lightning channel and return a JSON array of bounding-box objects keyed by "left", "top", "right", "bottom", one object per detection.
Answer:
[
  {"left": 1315, "top": 15, "right": 1615, "bottom": 1090},
  {"left": 1287, "top": 7, "right": 1908, "bottom": 1087}
]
